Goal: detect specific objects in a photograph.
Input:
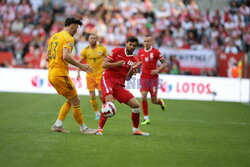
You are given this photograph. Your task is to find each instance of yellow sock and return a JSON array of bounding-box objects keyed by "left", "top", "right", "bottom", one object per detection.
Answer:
[
  {"left": 58, "top": 101, "right": 71, "bottom": 121},
  {"left": 90, "top": 97, "right": 99, "bottom": 112},
  {"left": 72, "top": 105, "right": 84, "bottom": 125}
]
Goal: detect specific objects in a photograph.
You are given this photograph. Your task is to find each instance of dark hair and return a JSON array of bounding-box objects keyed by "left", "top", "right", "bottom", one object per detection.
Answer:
[
  {"left": 64, "top": 17, "right": 83, "bottom": 27},
  {"left": 126, "top": 36, "right": 139, "bottom": 44},
  {"left": 144, "top": 34, "right": 152, "bottom": 38}
]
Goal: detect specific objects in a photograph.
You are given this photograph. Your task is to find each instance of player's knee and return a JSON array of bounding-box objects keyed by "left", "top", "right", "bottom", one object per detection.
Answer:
[
  {"left": 131, "top": 102, "right": 140, "bottom": 109},
  {"left": 90, "top": 96, "right": 96, "bottom": 100},
  {"left": 105, "top": 95, "right": 114, "bottom": 103},
  {"left": 89, "top": 91, "right": 96, "bottom": 98},
  {"left": 141, "top": 97, "right": 147, "bottom": 101},
  {"left": 127, "top": 98, "right": 140, "bottom": 109},
  {"left": 70, "top": 96, "right": 80, "bottom": 106}
]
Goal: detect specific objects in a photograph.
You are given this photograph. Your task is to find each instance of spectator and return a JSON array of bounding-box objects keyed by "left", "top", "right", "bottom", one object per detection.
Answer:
[
  {"left": 23, "top": 43, "right": 41, "bottom": 68},
  {"left": 168, "top": 55, "right": 180, "bottom": 74},
  {"left": 224, "top": 39, "right": 240, "bottom": 54}
]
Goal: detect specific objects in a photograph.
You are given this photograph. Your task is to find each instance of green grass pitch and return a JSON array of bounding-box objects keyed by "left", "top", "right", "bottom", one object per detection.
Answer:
[{"left": 0, "top": 92, "right": 250, "bottom": 167}]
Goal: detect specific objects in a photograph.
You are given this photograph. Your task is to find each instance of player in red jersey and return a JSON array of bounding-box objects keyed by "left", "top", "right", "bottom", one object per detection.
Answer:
[
  {"left": 138, "top": 35, "right": 168, "bottom": 125},
  {"left": 96, "top": 36, "right": 149, "bottom": 136}
]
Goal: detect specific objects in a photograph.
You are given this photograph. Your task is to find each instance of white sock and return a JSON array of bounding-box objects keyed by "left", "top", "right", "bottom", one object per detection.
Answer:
[
  {"left": 80, "top": 124, "right": 87, "bottom": 130},
  {"left": 131, "top": 108, "right": 140, "bottom": 113},
  {"left": 55, "top": 120, "right": 63, "bottom": 127},
  {"left": 133, "top": 127, "right": 139, "bottom": 132},
  {"left": 144, "top": 116, "right": 149, "bottom": 120}
]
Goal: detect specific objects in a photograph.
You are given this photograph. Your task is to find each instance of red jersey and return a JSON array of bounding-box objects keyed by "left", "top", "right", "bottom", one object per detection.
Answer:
[
  {"left": 138, "top": 47, "right": 162, "bottom": 79},
  {"left": 103, "top": 47, "right": 138, "bottom": 86}
]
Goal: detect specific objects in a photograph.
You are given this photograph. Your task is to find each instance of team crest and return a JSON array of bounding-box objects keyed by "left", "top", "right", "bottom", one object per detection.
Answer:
[
  {"left": 98, "top": 52, "right": 102, "bottom": 55},
  {"left": 150, "top": 53, "right": 154, "bottom": 59}
]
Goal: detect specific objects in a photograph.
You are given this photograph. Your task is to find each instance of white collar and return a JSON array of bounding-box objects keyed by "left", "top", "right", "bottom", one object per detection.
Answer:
[
  {"left": 144, "top": 46, "right": 152, "bottom": 52},
  {"left": 125, "top": 48, "right": 133, "bottom": 57}
]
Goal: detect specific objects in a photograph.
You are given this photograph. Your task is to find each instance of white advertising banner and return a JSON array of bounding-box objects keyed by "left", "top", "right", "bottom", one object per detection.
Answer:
[
  {"left": 159, "top": 48, "right": 216, "bottom": 68},
  {"left": 0, "top": 68, "right": 249, "bottom": 102}
]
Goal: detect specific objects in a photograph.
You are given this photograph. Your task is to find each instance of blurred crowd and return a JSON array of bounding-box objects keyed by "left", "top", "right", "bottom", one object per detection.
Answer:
[{"left": 0, "top": 0, "right": 249, "bottom": 70}]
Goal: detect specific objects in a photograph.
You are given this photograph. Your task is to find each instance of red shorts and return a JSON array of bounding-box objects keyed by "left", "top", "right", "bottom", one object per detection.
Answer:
[
  {"left": 140, "top": 78, "right": 159, "bottom": 97},
  {"left": 101, "top": 76, "right": 134, "bottom": 104}
]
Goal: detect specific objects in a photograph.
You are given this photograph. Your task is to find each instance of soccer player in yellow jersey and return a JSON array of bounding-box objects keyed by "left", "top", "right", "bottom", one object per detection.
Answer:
[
  {"left": 77, "top": 34, "right": 107, "bottom": 120},
  {"left": 47, "top": 17, "right": 97, "bottom": 134}
]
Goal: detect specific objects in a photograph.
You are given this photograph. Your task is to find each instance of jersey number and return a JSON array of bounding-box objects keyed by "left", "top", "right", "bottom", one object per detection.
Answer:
[{"left": 49, "top": 42, "right": 58, "bottom": 59}]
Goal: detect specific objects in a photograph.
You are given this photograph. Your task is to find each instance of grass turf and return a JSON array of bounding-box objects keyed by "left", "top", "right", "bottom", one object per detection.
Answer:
[{"left": 0, "top": 92, "right": 250, "bottom": 167}]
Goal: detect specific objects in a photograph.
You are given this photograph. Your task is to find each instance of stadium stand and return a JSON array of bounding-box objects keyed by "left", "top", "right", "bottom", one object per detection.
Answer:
[{"left": 0, "top": 0, "right": 249, "bottom": 77}]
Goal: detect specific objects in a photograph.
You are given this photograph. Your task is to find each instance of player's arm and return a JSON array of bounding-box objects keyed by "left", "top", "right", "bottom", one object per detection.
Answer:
[
  {"left": 45, "top": 50, "right": 49, "bottom": 62},
  {"left": 46, "top": 41, "right": 51, "bottom": 62},
  {"left": 77, "top": 57, "right": 86, "bottom": 80},
  {"left": 63, "top": 47, "right": 93, "bottom": 73},
  {"left": 151, "top": 57, "right": 168, "bottom": 75},
  {"left": 126, "top": 61, "right": 142, "bottom": 81},
  {"left": 102, "top": 57, "right": 124, "bottom": 68}
]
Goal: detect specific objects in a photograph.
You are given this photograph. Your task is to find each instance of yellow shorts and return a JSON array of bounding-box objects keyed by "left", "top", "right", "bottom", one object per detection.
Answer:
[
  {"left": 86, "top": 75, "right": 102, "bottom": 91},
  {"left": 48, "top": 74, "right": 77, "bottom": 99}
]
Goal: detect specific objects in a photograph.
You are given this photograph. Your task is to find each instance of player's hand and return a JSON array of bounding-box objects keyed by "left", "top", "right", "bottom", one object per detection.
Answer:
[
  {"left": 132, "top": 69, "right": 138, "bottom": 75},
  {"left": 116, "top": 60, "right": 125, "bottom": 66},
  {"left": 131, "top": 61, "right": 142, "bottom": 69},
  {"left": 151, "top": 69, "right": 159, "bottom": 75},
  {"left": 80, "top": 64, "right": 93, "bottom": 73}
]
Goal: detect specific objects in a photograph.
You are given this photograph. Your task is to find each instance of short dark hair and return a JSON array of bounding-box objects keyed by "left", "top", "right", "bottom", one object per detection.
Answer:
[
  {"left": 64, "top": 17, "right": 83, "bottom": 27},
  {"left": 126, "top": 36, "right": 139, "bottom": 44},
  {"left": 144, "top": 34, "right": 152, "bottom": 38}
]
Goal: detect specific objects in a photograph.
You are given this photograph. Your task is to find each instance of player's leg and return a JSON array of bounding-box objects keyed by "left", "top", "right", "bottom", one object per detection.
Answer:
[
  {"left": 52, "top": 100, "right": 71, "bottom": 132},
  {"left": 98, "top": 90, "right": 102, "bottom": 102},
  {"left": 96, "top": 94, "right": 115, "bottom": 135},
  {"left": 89, "top": 90, "right": 100, "bottom": 120},
  {"left": 57, "top": 101, "right": 71, "bottom": 121},
  {"left": 151, "top": 97, "right": 166, "bottom": 111},
  {"left": 87, "top": 76, "right": 100, "bottom": 120},
  {"left": 69, "top": 95, "right": 97, "bottom": 134},
  {"left": 126, "top": 98, "right": 149, "bottom": 136},
  {"left": 96, "top": 77, "right": 115, "bottom": 135},
  {"left": 150, "top": 88, "right": 166, "bottom": 112},
  {"left": 140, "top": 78, "right": 150, "bottom": 124},
  {"left": 96, "top": 75, "right": 103, "bottom": 101},
  {"left": 49, "top": 75, "right": 71, "bottom": 133},
  {"left": 140, "top": 91, "right": 150, "bottom": 125},
  {"left": 114, "top": 87, "right": 149, "bottom": 136},
  {"left": 150, "top": 79, "right": 166, "bottom": 112}
]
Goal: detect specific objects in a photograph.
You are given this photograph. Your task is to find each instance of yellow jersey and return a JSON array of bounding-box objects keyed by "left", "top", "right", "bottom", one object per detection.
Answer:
[
  {"left": 80, "top": 44, "right": 107, "bottom": 77},
  {"left": 47, "top": 30, "right": 74, "bottom": 76}
]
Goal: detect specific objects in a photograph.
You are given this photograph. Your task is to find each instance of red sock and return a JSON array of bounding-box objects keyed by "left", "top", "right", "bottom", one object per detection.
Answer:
[
  {"left": 131, "top": 112, "right": 140, "bottom": 128},
  {"left": 98, "top": 113, "right": 107, "bottom": 129},
  {"left": 142, "top": 100, "right": 148, "bottom": 116}
]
